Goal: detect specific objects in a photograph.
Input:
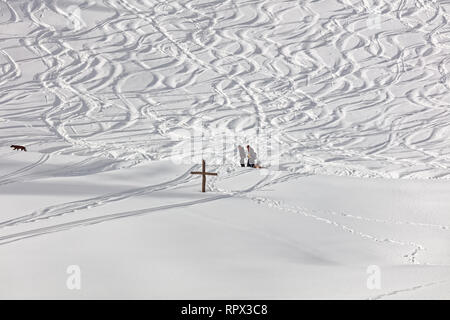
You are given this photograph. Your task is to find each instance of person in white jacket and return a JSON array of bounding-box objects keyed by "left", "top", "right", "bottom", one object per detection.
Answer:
[
  {"left": 238, "top": 145, "right": 246, "bottom": 167},
  {"left": 246, "top": 145, "right": 257, "bottom": 168}
]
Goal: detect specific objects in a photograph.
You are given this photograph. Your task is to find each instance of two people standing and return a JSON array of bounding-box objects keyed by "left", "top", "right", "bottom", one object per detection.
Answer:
[{"left": 238, "top": 145, "right": 257, "bottom": 168}]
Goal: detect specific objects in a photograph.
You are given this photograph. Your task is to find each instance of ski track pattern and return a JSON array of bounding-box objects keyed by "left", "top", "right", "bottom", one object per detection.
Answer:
[{"left": 1, "top": 0, "right": 450, "bottom": 178}]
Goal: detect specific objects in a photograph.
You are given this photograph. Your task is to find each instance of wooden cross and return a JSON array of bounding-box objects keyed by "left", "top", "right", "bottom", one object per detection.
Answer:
[{"left": 190, "top": 160, "right": 217, "bottom": 192}]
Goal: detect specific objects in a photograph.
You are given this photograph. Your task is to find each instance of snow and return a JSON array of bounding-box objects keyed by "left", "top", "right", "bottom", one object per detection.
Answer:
[{"left": 1, "top": 0, "right": 450, "bottom": 299}]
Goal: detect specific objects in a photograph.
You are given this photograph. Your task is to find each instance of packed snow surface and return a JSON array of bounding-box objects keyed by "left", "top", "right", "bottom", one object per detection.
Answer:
[{"left": 1, "top": 0, "right": 450, "bottom": 299}]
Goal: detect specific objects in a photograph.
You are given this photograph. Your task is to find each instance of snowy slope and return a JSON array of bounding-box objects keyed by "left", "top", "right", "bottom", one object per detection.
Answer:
[{"left": 1, "top": 0, "right": 450, "bottom": 299}]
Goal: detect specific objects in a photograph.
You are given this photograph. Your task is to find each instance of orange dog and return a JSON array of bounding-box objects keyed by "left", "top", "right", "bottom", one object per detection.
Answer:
[{"left": 10, "top": 145, "right": 27, "bottom": 151}]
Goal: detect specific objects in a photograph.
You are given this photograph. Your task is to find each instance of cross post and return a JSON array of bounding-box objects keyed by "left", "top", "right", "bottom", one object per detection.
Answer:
[{"left": 190, "top": 160, "right": 218, "bottom": 192}]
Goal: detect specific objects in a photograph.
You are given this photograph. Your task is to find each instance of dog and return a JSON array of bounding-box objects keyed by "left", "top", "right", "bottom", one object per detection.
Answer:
[{"left": 10, "top": 145, "right": 27, "bottom": 151}]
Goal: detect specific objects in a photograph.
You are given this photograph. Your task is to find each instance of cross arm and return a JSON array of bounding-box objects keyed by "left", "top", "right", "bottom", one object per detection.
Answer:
[{"left": 191, "top": 172, "right": 218, "bottom": 176}]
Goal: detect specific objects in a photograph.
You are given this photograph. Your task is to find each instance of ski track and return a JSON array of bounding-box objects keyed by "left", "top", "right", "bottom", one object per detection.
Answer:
[
  {"left": 368, "top": 279, "right": 449, "bottom": 300},
  {"left": 3, "top": 0, "right": 450, "bottom": 178},
  {"left": 0, "top": 164, "right": 197, "bottom": 229},
  {"left": 209, "top": 171, "right": 432, "bottom": 266}
]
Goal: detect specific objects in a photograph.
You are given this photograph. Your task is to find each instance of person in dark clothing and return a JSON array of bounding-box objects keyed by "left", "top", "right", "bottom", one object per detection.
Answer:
[{"left": 246, "top": 145, "right": 256, "bottom": 168}]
